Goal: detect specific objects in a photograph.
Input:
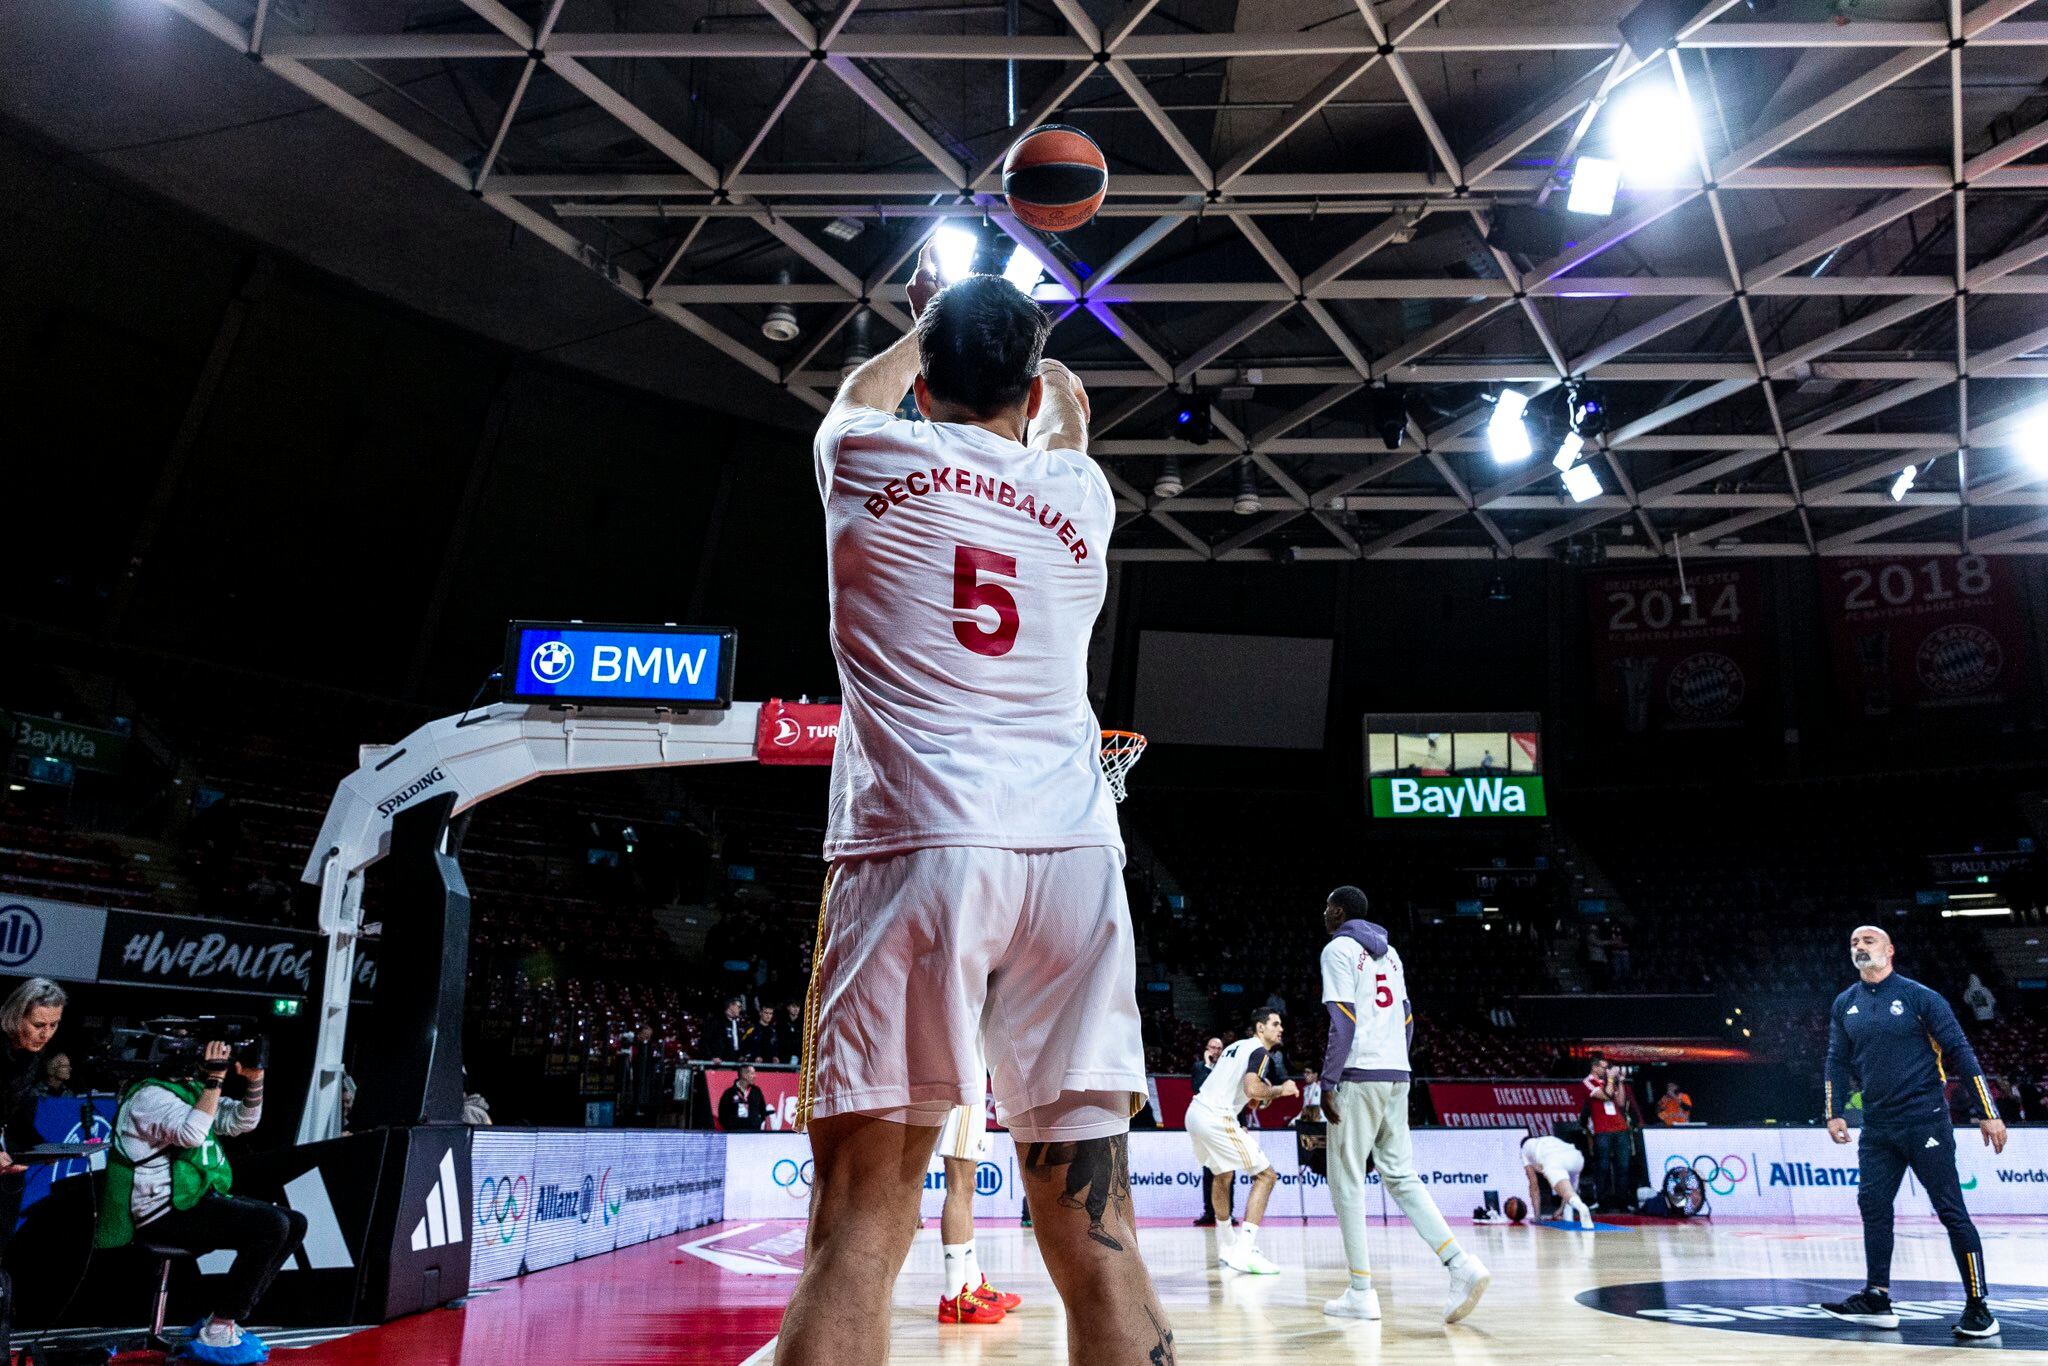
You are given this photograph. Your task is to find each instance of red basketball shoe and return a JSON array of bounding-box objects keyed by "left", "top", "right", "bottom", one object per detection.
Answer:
[
  {"left": 937, "top": 1288, "right": 1007, "bottom": 1324},
  {"left": 976, "top": 1278, "right": 1022, "bottom": 1312}
]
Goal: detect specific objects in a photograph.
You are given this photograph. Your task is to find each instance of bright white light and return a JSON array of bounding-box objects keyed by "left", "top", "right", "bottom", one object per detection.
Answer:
[
  {"left": 2017, "top": 403, "right": 2048, "bottom": 473},
  {"left": 1562, "top": 460, "right": 1604, "bottom": 502},
  {"left": 931, "top": 224, "right": 978, "bottom": 284},
  {"left": 1553, "top": 432, "right": 1584, "bottom": 471},
  {"left": 1608, "top": 84, "right": 1697, "bottom": 188},
  {"left": 1001, "top": 245, "right": 1044, "bottom": 293},
  {"left": 1890, "top": 464, "right": 1918, "bottom": 502},
  {"left": 1942, "top": 906, "right": 2013, "bottom": 918},
  {"left": 1567, "top": 156, "right": 1620, "bottom": 215},
  {"left": 1487, "top": 389, "right": 1533, "bottom": 464}
]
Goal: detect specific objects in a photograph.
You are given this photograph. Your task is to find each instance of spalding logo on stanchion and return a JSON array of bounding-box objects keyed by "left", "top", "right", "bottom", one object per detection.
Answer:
[{"left": 1580, "top": 1278, "right": 2048, "bottom": 1348}]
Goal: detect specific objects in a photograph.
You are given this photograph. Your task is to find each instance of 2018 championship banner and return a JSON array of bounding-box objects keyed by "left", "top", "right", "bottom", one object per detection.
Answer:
[
  {"left": 1823, "top": 553, "right": 2028, "bottom": 717},
  {"left": 468, "top": 1129, "right": 726, "bottom": 1288},
  {"left": 721, "top": 1130, "right": 1528, "bottom": 1225},
  {"left": 1645, "top": 1126, "right": 2048, "bottom": 1217}
]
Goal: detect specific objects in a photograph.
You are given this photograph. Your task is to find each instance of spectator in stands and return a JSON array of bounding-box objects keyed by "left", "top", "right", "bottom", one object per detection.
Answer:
[
  {"left": 715, "top": 997, "right": 748, "bottom": 1060},
  {"left": 1, "top": 978, "right": 66, "bottom": 1265},
  {"left": 2019, "top": 1073, "right": 2043, "bottom": 1123},
  {"left": 462, "top": 1091, "right": 493, "bottom": 1126},
  {"left": 1609, "top": 928, "right": 1632, "bottom": 985},
  {"left": 339, "top": 1074, "right": 357, "bottom": 1136},
  {"left": 1193, "top": 1037, "right": 1223, "bottom": 1092},
  {"left": 1655, "top": 1081, "right": 1693, "bottom": 1126},
  {"left": 1192, "top": 1038, "right": 1230, "bottom": 1228},
  {"left": 39, "top": 1050, "right": 74, "bottom": 1099},
  {"left": 623, "top": 1026, "right": 666, "bottom": 1125},
  {"left": 719, "top": 1065, "right": 769, "bottom": 1132},
  {"left": 783, "top": 1001, "right": 804, "bottom": 1046},
  {"left": 744, "top": 1005, "right": 788, "bottom": 1063},
  {"left": 1963, "top": 974, "right": 1996, "bottom": 1022}
]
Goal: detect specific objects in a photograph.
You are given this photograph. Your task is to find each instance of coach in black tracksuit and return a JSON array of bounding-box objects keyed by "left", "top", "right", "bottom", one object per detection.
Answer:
[{"left": 1821, "top": 924, "right": 2006, "bottom": 1339}]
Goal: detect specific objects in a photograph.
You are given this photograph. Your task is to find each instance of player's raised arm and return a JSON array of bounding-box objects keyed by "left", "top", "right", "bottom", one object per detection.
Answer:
[
  {"left": 827, "top": 243, "right": 942, "bottom": 419},
  {"left": 1028, "top": 358, "right": 1090, "bottom": 456}
]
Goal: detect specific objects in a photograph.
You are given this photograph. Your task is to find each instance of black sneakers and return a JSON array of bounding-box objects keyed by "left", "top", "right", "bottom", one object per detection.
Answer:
[
  {"left": 1822, "top": 1288, "right": 1900, "bottom": 1329},
  {"left": 1956, "top": 1298, "right": 2001, "bottom": 1338}
]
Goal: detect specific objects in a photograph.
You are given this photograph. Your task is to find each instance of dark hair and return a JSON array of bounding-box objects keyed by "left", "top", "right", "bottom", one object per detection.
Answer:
[
  {"left": 1326, "top": 885, "right": 1370, "bottom": 920},
  {"left": 915, "top": 275, "right": 1052, "bottom": 418},
  {"left": 1249, "top": 1007, "right": 1281, "bottom": 1032}
]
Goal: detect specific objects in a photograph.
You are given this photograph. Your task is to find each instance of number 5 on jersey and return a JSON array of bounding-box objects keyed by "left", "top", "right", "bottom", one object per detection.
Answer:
[
  {"left": 1374, "top": 973, "right": 1392, "bottom": 1009},
  {"left": 954, "top": 545, "right": 1020, "bottom": 657}
]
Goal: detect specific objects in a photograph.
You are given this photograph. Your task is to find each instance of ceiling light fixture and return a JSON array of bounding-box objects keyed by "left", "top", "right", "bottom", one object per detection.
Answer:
[
  {"left": 1608, "top": 84, "right": 1698, "bottom": 188},
  {"left": 1562, "top": 460, "right": 1605, "bottom": 503},
  {"left": 1233, "top": 460, "right": 1261, "bottom": 516},
  {"left": 931, "top": 223, "right": 979, "bottom": 284},
  {"left": 1154, "top": 453, "right": 1184, "bottom": 499},
  {"left": 1487, "top": 389, "right": 1534, "bottom": 464},
  {"left": 1566, "top": 155, "right": 1620, "bottom": 216}
]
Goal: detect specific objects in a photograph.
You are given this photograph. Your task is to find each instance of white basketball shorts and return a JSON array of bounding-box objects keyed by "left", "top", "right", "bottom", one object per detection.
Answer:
[
  {"left": 1184, "top": 1099, "right": 1271, "bottom": 1176},
  {"left": 938, "top": 1102, "right": 989, "bottom": 1162},
  {"left": 1538, "top": 1149, "right": 1585, "bottom": 1188},
  {"left": 804, "top": 844, "right": 1146, "bottom": 1141}
]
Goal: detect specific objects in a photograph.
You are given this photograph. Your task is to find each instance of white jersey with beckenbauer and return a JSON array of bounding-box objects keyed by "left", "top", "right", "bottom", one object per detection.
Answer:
[
  {"left": 815, "top": 405, "right": 1123, "bottom": 862},
  {"left": 1191, "top": 1037, "right": 1271, "bottom": 1114}
]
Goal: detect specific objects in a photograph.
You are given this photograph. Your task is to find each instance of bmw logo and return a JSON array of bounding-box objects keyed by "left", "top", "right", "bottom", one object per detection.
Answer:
[{"left": 530, "top": 640, "right": 575, "bottom": 684}]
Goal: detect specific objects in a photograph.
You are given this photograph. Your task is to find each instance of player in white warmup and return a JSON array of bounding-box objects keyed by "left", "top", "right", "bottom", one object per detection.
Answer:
[
  {"left": 1184, "top": 1010, "right": 1298, "bottom": 1274},
  {"left": 1317, "top": 886, "right": 1490, "bottom": 1324},
  {"left": 1520, "top": 1134, "right": 1594, "bottom": 1227},
  {"left": 778, "top": 250, "right": 1170, "bottom": 1366}
]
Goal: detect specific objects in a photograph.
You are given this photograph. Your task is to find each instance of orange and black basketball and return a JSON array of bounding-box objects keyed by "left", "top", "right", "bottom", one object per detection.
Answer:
[
  {"left": 1504, "top": 1197, "right": 1528, "bottom": 1224},
  {"left": 1002, "top": 124, "right": 1108, "bottom": 233}
]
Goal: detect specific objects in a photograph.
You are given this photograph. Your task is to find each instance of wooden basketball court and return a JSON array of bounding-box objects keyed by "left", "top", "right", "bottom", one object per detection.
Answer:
[{"left": 257, "top": 1213, "right": 2047, "bottom": 1362}]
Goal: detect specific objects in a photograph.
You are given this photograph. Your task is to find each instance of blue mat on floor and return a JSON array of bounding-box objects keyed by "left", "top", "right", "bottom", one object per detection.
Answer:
[{"left": 1534, "top": 1218, "right": 1629, "bottom": 1233}]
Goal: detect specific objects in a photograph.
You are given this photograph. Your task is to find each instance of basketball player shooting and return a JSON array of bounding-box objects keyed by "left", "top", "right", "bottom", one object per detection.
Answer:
[
  {"left": 1318, "top": 886, "right": 1490, "bottom": 1323},
  {"left": 777, "top": 246, "right": 1171, "bottom": 1366}
]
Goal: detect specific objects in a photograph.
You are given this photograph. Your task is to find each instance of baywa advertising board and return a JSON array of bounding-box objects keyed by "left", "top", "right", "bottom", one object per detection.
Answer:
[
  {"left": 721, "top": 1130, "right": 1529, "bottom": 1224},
  {"left": 1645, "top": 1126, "right": 2048, "bottom": 1218}
]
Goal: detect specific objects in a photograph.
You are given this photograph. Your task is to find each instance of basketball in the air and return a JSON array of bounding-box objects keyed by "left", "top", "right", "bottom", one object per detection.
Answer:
[
  {"left": 1002, "top": 124, "right": 1108, "bottom": 233},
  {"left": 1504, "top": 1197, "right": 1528, "bottom": 1224}
]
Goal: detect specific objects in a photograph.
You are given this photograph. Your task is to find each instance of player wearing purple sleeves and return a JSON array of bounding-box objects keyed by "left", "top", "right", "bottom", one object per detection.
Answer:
[{"left": 1317, "top": 886, "right": 1489, "bottom": 1325}]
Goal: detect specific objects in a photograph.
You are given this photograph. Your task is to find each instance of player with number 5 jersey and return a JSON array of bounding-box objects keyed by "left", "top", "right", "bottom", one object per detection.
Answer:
[{"left": 778, "top": 249, "right": 1168, "bottom": 1366}]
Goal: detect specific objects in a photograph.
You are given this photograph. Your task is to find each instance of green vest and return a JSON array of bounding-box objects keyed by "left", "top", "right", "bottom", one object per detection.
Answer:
[{"left": 95, "top": 1078, "right": 234, "bottom": 1250}]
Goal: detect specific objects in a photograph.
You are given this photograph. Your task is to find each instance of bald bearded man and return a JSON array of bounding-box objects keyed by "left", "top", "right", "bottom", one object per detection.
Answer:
[{"left": 1821, "top": 925, "right": 2006, "bottom": 1339}]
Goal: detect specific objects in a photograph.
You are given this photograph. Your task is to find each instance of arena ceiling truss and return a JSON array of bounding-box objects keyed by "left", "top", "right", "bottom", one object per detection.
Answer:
[{"left": 150, "top": 0, "right": 2048, "bottom": 561}]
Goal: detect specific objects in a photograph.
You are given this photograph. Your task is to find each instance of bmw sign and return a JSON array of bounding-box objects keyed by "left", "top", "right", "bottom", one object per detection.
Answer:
[{"left": 504, "top": 621, "right": 737, "bottom": 709}]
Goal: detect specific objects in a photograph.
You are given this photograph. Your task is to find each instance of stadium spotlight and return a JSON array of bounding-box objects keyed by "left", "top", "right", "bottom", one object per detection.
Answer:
[
  {"left": 1001, "top": 244, "right": 1045, "bottom": 293},
  {"left": 1233, "top": 459, "right": 1261, "bottom": 516},
  {"left": 1567, "top": 382, "right": 1610, "bottom": 439},
  {"left": 1365, "top": 384, "right": 1410, "bottom": 451},
  {"left": 2017, "top": 403, "right": 2048, "bottom": 473},
  {"left": 1890, "top": 464, "right": 1918, "bottom": 502},
  {"left": 761, "top": 303, "right": 799, "bottom": 344},
  {"left": 1166, "top": 393, "right": 1215, "bottom": 444},
  {"left": 931, "top": 222, "right": 980, "bottom": 283},
  {"left": 1608, "top": 83, "right": 1697, "bottom": 188},
  {"left": 1566, "top": 155, "right": 1621, "bottom": 216},
  {"left": 1562, "top": 460, "right": 1604, "bottom": 503},
  {"left": 1154, "top": 452, "right": 1185, "bottom": 499},
  {"left": 1553, "top": 432, "right": 1585, "bottom": 471},
  {"left": 1487, "top": 388, "right": 1534, "bottom": 464}
]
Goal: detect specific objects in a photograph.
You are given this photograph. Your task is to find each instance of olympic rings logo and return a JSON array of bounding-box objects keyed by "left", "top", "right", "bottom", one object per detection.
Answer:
[
  {"left": 772, "top": 1158, "right": 816, "bottom": 1196},
  {"left": 477, "top": 1174, "right": 529, "bottom": 1244},
  {"left": 1666, "top": 1153, "right": 1748, "bottom": 1197}
]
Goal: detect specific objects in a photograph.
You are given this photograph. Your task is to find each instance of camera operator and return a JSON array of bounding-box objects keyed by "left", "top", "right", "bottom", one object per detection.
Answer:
[
  {"left": 97, "top": 1036, "right": 306, "bottom": 1366},
  {"left": 1581, "top": 1055, "right": 1639, "bottom": 1212}
]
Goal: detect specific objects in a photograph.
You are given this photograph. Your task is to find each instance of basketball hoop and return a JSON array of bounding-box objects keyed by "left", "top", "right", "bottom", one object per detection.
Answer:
[{"left": 1099, "top": 730, "right": 1147, "bottom": 803}]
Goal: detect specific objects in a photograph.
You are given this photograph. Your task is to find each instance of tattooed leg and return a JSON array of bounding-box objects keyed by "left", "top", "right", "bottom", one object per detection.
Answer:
[{"left": 1016, "top": 1127, "right": 1173, "bottom": 1366}]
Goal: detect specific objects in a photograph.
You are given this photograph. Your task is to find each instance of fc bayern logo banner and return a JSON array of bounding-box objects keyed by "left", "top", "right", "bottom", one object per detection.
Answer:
[
  {"left": 1824, "top": 553, "right": 2026, "bottom": 718},
  {"left": 755, "top": 699, "right": 841, "bottom": 766}
]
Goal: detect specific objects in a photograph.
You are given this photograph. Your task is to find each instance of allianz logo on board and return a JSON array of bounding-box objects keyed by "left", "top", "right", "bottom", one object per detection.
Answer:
[{"left": 1767, "top": 1161, "right": 1859, "bottom": 1187}]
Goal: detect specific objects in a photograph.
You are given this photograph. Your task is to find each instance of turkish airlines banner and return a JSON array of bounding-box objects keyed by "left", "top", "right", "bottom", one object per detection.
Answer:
[
  {"left": 754, "top": 699, "right": 841, "bottom": 766},
  {"left": 1823, "top": 553, "right": 2028, "bottom": 717},
  {"left": 1426, "top": 1079, "right": 1583, "bottom": 1136},
  {"left": 1588, "top": 567, "right": 1764, "bottom": 734}
]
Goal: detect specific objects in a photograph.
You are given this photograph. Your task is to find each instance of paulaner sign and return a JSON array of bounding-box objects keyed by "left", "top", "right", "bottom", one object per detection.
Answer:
[{"left": 1370, "top": 775, "right": 1547, "bottom": 818}]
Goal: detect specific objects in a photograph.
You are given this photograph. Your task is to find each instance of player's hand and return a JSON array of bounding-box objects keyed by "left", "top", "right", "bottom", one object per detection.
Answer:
[
  {"left": 0, "top": 1151, "right": 22, "bottom": 1177},
  {"left": 1322, "top": 1090, "right": 1339, "bottom": 1124},
  {"left": 907, "top": 241, "right": 942, "bottom": 319},
  {"left": 1038, "top": 358, "right": 1090, "bottom": 423},
  {"left": 1980, "top": 1118, "right": 2007, "bottom": 1154},
  {"left": 1827, "top": 1117, "right": 1850, "bottom": 1145},
  {"left": 1278, "top": 1080, "right": 1299, "bottom": 1099}
]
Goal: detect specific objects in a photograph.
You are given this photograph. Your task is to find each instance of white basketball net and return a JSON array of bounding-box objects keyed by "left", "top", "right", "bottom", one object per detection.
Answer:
[{"left": 1099, "top": 731, "right": 1147, "bottom": 803}]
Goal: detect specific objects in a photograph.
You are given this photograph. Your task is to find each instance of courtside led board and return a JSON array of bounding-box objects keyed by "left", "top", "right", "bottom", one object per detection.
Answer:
[
  {"left": 505, "top": 621, "right": 736, "bottom": 709},
  {"left": 1363, "top": 712, "right": 1546, "bottom": 819}
]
